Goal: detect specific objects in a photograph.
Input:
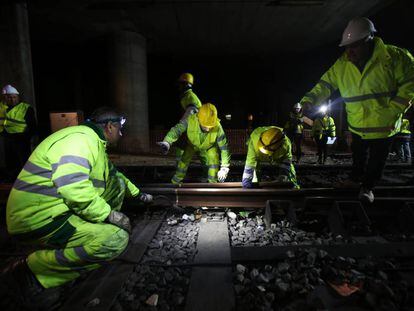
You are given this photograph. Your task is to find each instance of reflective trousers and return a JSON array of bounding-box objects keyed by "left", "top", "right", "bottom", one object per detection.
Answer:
[
  {"left": 172, "top": 144, "right": 219, "bottom": 184},
  {"left": 175, "top": 137, "right": 208, "bottom": 175},
  {"left": 25, "top": 175, "right": 129, "bottom": 288}
]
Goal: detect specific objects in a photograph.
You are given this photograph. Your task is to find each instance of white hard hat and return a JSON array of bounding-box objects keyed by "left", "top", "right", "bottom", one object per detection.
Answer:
[
  {"left": 293, "top": 103, "right": 302, "bottom": 109},
  {"left": 339, "top": 17, "right": 376, "bottom": 47},
  {"left": 2, "top": 84, "right": 19, "bottom": 95}
]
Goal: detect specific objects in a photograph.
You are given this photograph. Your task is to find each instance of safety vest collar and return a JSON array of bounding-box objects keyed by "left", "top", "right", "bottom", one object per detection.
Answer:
[
  {"left": 83, "top": 121, "right": 107, "bottom": 144},
  {"left": 340, "top": 37, "right": 391, "bottom": 65}
]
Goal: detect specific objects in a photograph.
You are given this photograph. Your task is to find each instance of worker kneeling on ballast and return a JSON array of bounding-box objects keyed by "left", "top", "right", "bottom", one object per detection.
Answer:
[
  {"left": 242, "top": 126, "right": 299, "bottom": 189},
  {"left": 157, "top": 103, "right": 231, "bottom": 184},
  {"left": 2, "top": 107, "right": 153, "bottom": 309}
]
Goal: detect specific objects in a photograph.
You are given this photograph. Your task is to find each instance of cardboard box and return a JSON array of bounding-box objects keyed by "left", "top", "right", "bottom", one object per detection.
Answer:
[{"left": 49, "top": 111, "right": 84, "bottom": 133}]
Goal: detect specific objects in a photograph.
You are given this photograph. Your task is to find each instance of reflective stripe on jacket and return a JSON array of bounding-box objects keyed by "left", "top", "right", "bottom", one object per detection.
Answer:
[
  {"left": 312, "top": 116, "right": 336, "bottom": 139},
  {"left": 6, "top": 124, "right": 139, "bottom": 235},
  {"left": 0, "top": 101, "right": 7, "bottom": 133},
  {"left": 300, "top": 37, "right": 414, "bottom": 139},
  {"left": 163, "top": 114, "right": 231, "bottom": 167},
  {"left": 4, "top": 102, "right": 30, "bottom": 133}
]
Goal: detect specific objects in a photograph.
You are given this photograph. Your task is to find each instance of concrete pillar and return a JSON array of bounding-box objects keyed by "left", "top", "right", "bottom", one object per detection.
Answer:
[
  {"left": 0, "top": 2, "right": 35, "bottom": 168},
  {"left": 108, "top": 31, "right": 149, "bottom": 153},
  {"left": 0, "top": 2, "right": 35, "bottom": 108}
]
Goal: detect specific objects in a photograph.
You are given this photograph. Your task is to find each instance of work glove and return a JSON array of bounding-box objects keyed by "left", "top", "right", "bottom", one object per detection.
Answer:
[
  {"left": 107, "top": 210, "right": 131, "bottom": 233},
  {"left": 156, "top": 141, "right": 170, "bottom": 155},
  {"left": 217, "top": 166, "right": 230, "bottom": 182},
  {"left": 242, "top": 178, "right": 253, "bottom": 189},
  {"left": 139, "top": 192, "right": 153, "bottom": 203}
]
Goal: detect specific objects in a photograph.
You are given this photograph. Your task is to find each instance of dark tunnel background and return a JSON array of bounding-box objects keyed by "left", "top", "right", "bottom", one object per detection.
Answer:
[{"left": 28, "top": 0, "right": 414, "bottom": 139}]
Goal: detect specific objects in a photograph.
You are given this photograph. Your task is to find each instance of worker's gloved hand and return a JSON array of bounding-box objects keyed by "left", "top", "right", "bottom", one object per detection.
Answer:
[
  {"left": 139, "top": 192, "right": 153, "bottom": 203},
  {"left": 156, "top": 141, "right": 170, "bottom": 155},
  {"left": 107, "top": 211, "right": 131, "bottom": 233},
  {"left": 217, "top": 166, "right": 230, "bottom": 182},
  {"left": 299, "top": 117, "right": 304, "bottom": 123},
  {"left": 242, "top": 178, "right": 253, "bottom": 189}
]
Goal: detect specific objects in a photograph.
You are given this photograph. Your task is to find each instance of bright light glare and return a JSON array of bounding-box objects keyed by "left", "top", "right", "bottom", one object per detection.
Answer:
[{"left": 319, "top": 105, "right": 328, "bottom": 113}]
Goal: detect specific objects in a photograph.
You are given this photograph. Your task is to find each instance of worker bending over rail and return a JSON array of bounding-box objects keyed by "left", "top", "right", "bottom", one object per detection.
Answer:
[
  {"left": 158, "top": 103, "right": 231, "bottom": 184},
  {"left": 242, "top": 126, "right": 299, "bottom": 189}
]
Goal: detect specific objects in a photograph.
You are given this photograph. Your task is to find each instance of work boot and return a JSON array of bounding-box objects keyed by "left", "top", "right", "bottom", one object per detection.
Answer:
[
  {"left": 358, "top": 187, "right": 374, "bottom": 204},
  {"left": 0, "top": 258, "right": 61, "bottom": 310}
]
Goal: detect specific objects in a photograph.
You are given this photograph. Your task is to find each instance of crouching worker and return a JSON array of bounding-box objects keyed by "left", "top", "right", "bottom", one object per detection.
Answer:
[
  {"left": 242, "top": 126, "right": 299, "bottom": 189},
  {"left": 2, "top": 107, "right": 153, "bottom": 309},
  {"left": 157, "top": 103, "right": 230, "bottom": 184}
]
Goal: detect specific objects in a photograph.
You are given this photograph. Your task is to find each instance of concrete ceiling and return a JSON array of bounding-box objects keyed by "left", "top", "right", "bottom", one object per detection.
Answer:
[{"left": 28, "top": 0, "right": 395, "bottom": 55}]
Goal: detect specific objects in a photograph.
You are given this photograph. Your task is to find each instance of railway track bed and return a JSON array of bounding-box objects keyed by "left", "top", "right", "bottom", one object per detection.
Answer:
[{"left": 1, "top": 184, "right": 414, "bottom": 310}]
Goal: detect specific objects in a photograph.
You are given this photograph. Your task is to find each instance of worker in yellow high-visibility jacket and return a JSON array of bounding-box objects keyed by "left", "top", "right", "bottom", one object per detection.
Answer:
[
  {"left": 300, "top": 17, "right": 414, "bottom": 203},
  {"left": 394, "top": 118, "right": 411, "bottom": 163},
  {"left": 311, "top": 106, "right": 336, "bottom": 164},
  {"left": 1, "top": 107, "right": 153, "bottom": 309},
  {"left": 157, "top": 103, "right": 230, "bottom": 184},
  {"left": 1, "top": 84, "right": 37, "bottom": 180},
  {"left": 242, "top": 126, "right": 299, "bottom": 189}
]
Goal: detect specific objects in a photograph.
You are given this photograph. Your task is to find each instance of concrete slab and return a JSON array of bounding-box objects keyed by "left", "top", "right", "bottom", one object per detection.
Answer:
[
  {"left": 185, "top": 220, "right": 234, "bottom": 311},
  {"left": 194, "top": 220, "right": 231, "bottom": 264}
]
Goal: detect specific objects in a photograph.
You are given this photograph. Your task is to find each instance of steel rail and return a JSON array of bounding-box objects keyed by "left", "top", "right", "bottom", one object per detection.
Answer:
[
  {"left": 140, "top": 180, "right": 292, "bottom": 188},
  {"left": 140, "top": 185, "right": 414, "bottom": 208},
  {"left": 119, "top": 163, "right": 413, "bottom": 170}
]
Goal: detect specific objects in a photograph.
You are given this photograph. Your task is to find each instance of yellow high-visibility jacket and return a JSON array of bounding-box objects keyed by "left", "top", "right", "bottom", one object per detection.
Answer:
[
  {"left": 400, "top": 119, "right": 411, "bottom": 134},
  {"left": 284, "top": 112, "right": 304, "bottom": 135},
  {"left": 312, "top": 116, "right": 336, "bottom": 139},
  {"left": 163, "top": 114, "right": 231, "bottom": 167},
  {"left": 6, "top": 123, "right": 139, "bottom": 235},
  {"left": 4, "top": 102, "right": 30, "bottom": 133},
  {"left": 180, "top": 89, "right": 202, "bottom": 111},
  {"left": 300, "top": 37, "right": 414, "bottom": 139},
  {"left": 242, "top": 126, "right": 299, "bottom": 188},
  {"left": 0, "top": 101, "right": 7, "bottom": 133}
]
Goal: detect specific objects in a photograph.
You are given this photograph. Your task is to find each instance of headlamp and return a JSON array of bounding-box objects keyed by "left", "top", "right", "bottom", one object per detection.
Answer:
[
  {"left": 319, "top": 105, "right": 328, "bottom": 114},
  {"left": 95, "top": 116, "right": 126, "bottom": 128}
]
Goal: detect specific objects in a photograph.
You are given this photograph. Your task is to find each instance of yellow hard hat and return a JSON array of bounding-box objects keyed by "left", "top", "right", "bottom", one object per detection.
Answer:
[
  {"left": 178, "top": 73, "right": 194, "bottom": 85},
  {"left": 257, "top": 127, "right": 285, "bottom": 155},
  {"left": 198, "top": 103, "right": 218, "bottom": 129}
]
